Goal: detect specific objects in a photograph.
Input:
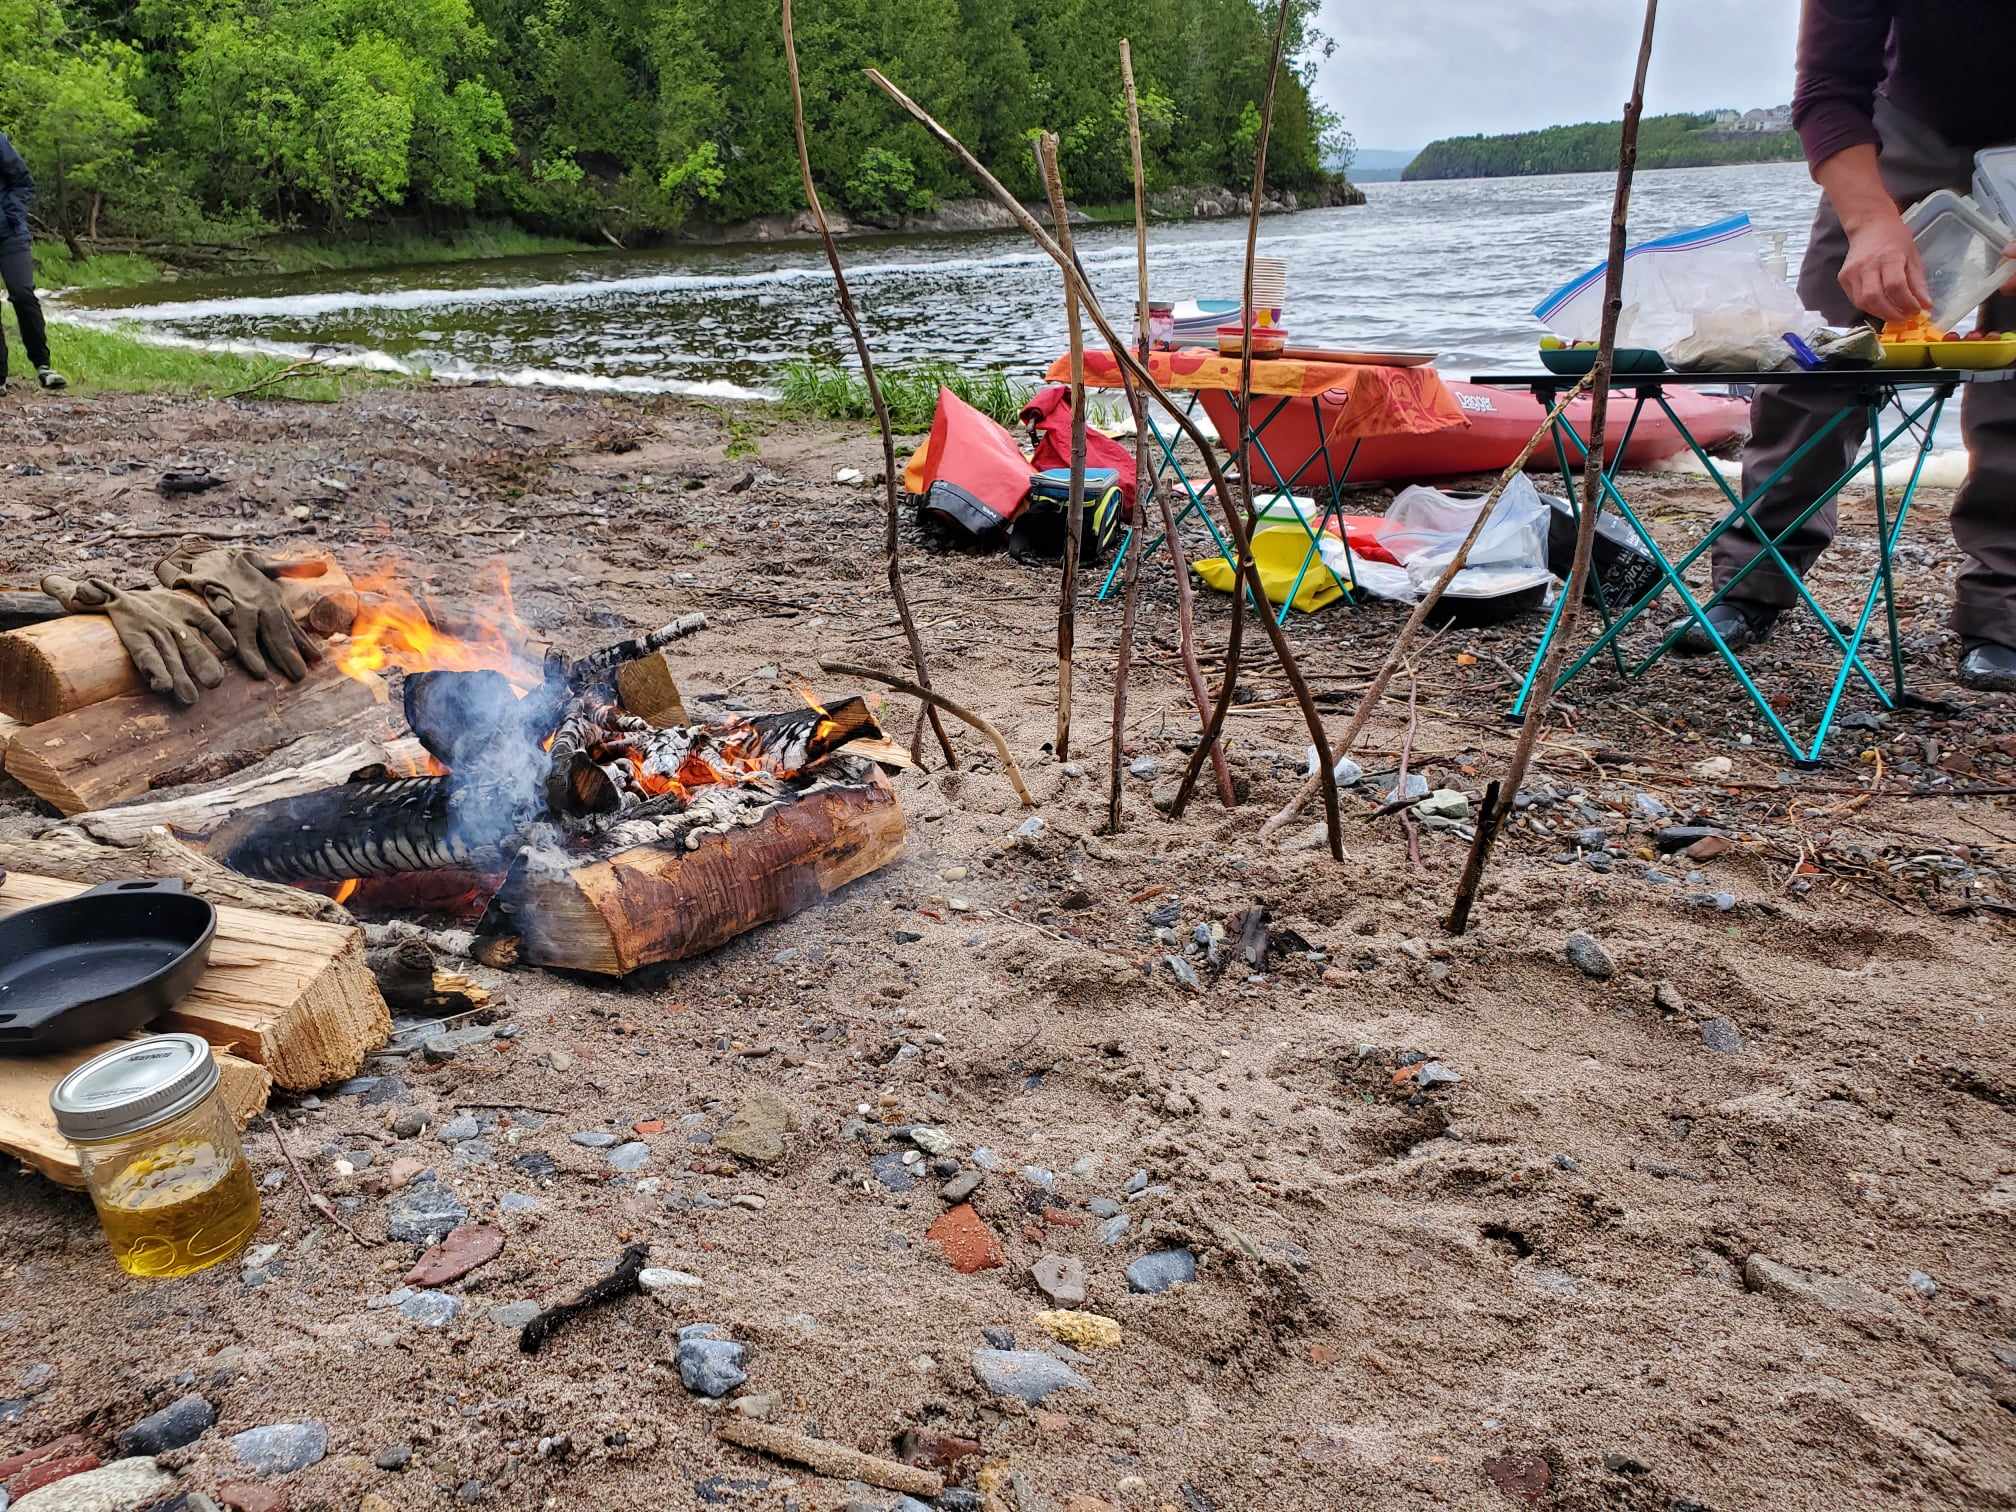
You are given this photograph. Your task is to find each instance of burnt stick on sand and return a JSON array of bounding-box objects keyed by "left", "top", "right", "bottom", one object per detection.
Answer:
[
  {"left": 1168, "top": 0, "right": 1310, "bottom": 822},
  {"left": 1035, "top": 132, "right": 1088, "bottom": 761},
  {"left": 780, "top": 0, "right": 957, "bottom": 770},
  {"left": 1108, "top": 37, "right": 1153, "bottom": 831},
  {"left": 520, "top": 1243, "right": 650, "bottom": 1354},
  {"left": 864, "top": 65, "right": 1344, "bottom": 860},
  {"left": 1451, "top": 0, "right": 1659, "bottom": 935}
]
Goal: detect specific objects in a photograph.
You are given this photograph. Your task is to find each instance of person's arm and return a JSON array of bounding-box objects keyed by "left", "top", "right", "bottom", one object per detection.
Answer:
[
  {"left": 0, "top": 132, "right": 33, "bottom": 202},
  {"left": 1817, "top": 144, "right": 1931, "bottom": 321}
]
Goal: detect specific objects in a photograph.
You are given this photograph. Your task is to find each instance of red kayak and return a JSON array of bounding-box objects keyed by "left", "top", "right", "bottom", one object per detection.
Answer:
[{"left": 1197, "top": 380, "right": 1750, "bottom": 487}]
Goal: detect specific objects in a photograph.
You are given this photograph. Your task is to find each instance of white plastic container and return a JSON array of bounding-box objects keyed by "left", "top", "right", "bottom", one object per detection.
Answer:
[
  {"left": 1901, "top": 189, "right": 2016, "bottom": 334},
  {"left": 1973, "top": 148, "right": 2016, "bottom": 234}
]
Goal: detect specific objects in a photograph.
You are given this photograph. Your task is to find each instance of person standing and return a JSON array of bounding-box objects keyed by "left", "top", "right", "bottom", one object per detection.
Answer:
[
  {"left": 1677, "top": 1, "right": 2016, "bottom": 690},
  {"left": 0, "top": 128, "right": 67, "bottom": 391}
]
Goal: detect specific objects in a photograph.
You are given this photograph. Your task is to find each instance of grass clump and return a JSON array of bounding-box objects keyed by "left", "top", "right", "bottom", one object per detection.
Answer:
[
  {"left": 778, "top": 359, "right": 1034, "bottom": 432},
  {"left": 30, "top": 245, "right": 169, "bottom": 291},
  {"left": 254, "top": 221, "right": 592, "bottom": 275},
  {"left": 4, "top": 310, "right": 409, "bottom": 402}
]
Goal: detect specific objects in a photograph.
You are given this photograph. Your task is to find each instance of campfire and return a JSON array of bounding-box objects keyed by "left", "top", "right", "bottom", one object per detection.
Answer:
[{"left": 199, "top": 568, "right": 907, "bottom": 976}]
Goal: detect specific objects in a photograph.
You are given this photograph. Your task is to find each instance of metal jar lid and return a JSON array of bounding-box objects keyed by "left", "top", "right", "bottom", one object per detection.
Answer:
[{"left": 50, "top": 1033, "right": 221, "bottom": 1142}]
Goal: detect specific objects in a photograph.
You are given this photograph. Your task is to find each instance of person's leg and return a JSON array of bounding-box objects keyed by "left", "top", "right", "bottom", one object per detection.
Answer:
[
  {"left": 1951, "top": 281, "right": 2016, "bottom": 683},
  {"left": 0, "top": 238, "right": 51, "bottom": 373},
  {"left": 1708, "top": 102, "right": 1971, "bottom": 625}
]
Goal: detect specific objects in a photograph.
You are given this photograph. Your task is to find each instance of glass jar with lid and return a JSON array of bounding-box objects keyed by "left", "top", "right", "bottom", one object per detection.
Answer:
[{"left": 51, "top": 1034, "right": 261, "bottom": 1278}]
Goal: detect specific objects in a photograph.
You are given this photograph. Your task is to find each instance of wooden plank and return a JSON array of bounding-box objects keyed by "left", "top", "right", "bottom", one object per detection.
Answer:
[
  {"left": 65, "top": 734, "right": 429, "bottom": 844},
  {"left": 0, "top": 711, "right": 18, "bottom": 762},
  {"left": 0, "top": 1040, "right": 271, "bottom": 1189},
  {"left": 615, "top": 651, "right": 688, "bottom": 727},
  {"left": 4, "top": 662, "right": 386, "bottom": 817},
  {"left": 0, "top": 563, "right": 358, "bottom": 725},
  {"left": 0, "top": 872, "right": 389, "bottom": 1090}
]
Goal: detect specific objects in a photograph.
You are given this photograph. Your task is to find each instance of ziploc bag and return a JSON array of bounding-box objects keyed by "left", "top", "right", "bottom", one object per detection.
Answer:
[{"left": 1533, "top": 214, "right": 1816, "bottom": 361}]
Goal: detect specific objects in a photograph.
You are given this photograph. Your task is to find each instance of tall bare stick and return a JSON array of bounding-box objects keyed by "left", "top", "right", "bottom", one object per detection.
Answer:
[
  {"left": 1448, "top": 0, "right": 1658, "bottom": 934},
  {"left": 1035, "top": 133, "right": 1086, "bottom": 760},
  {"left": 1259, "top": 372, "right": 1594, "bottom": 842},
  {"left": 1168, "top": 0, "right": 1317, "bottom": 823},
  {"left": 781, "top": 0, "right": 955, "bottom": 768},
  {"left": 865, "top": 65, "right": 1343, "bottom": 859}
]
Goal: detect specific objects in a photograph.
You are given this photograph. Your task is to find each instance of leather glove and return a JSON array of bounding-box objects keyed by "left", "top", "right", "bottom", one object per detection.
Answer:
[
  {"left": 41, "top": 572, "right": 236, "bottom": 706},
  {"left": 154, "top": 541, "right": 324, "bottom": 682}
]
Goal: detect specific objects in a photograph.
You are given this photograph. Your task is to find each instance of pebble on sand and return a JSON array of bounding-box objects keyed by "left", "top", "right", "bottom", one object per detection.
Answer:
[
  {"left": 116, "top": 1394, "right": 215, "bottom": 1457},
  {"left": 1125, "top": 1249, "right": 1197, "bottom": 1294},
  {"left": 1564, "top": 931, "right": 1615, "bottom": 980},
  {"left": 1032, "top": 1309, "right": 1122, "bottom": 1350},
  {"left": 228, "top": 1422, "right": 329, "bottom": 1476},
  {"left": 970, "top": 1349, "right": 1091, "bottom": 1405}
]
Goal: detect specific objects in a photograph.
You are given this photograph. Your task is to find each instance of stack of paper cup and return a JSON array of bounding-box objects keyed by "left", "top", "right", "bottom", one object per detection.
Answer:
[{"left": 1249, "top": 257, "right": 1287, "bottom": 326}]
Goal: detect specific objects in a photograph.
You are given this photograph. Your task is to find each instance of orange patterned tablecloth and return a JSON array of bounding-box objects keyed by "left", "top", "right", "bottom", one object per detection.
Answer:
[{"left": 1044, "top": 348, "right": 1466, "bottom": 440}]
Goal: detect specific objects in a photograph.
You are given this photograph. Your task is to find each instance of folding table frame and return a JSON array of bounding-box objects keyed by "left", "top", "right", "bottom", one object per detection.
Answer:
[{"left": 1472, "top": 369, "right": 1978, "bottom": 765}]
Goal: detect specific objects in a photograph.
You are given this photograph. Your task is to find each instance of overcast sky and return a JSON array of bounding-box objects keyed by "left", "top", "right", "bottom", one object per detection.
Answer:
[{"left": 1313, "top": 1, "right": 1801, "bottom": 151}]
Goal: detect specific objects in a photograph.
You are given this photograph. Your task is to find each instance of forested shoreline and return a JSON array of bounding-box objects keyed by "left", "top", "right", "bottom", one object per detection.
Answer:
[
  {"left": 1405, "top": 113, "right": 1800, "bottom": 181},
  {"left": 0, "top": 0, "right": 1351, "bottom": 254}
]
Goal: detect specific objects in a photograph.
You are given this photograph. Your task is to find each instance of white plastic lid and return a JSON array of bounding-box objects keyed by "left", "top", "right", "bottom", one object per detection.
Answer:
[{"left": 50, "top": 1033, "right": 220, "bottom": 1142}]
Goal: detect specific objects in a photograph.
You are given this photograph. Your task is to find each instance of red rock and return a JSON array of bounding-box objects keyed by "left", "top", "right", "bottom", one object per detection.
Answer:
[
  {"left": 221, "top": 1482, "right": 289, "bottom": 1512},
  {"left": 380, "top": 1157, "right": 425, "bottom": 1192},
  {"left": 1684, "top": 834, "right": 1733, "bottom": 862},
  {"left": 633, "top": 1118, "right": 665, "bottom": 1135},
  {"left": 0, "top": 1434, "right": 89, "bottom": 1480},
  {"left": 404, "top": 1223, "right": 504, "bottom": 1286},
  {"left": 926, "top": 1202, "right": 1004, "bottom": 1274},
  {"left": 898, "top": 1428, "right": 980, "bottom": 1469},
  {"left": 6, "top": 1454, "right": 99, "bottom": 1498},
  {"left": 1308, "top": 1342, "right": 1340, "bottom": 1366},
  {"left": 1040, "top": 1208, "right": 1083, "bottom": 1228},
  {"left": 1483, "top": 1453, "right": 1552, "bottom": 1504}
]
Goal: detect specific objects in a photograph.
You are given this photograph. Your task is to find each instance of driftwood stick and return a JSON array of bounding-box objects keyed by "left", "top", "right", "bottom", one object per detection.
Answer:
[
  {"left": 269, "top": 1113, "right": 375, "bottom": 1247},
  {"left": 1259, "top": 371, "right": 1595, "bottom": 842},
  {"left": 1035, "top": 132, "right": 1086, "bottom": 761},
  {"left": 1169, "top": 0, "right": 1304, "bottom": 824},
  {"left": 519, "top": 1243, "right": 650, "bottom": 1355},
  {"left": 1108, "top": 38, "right": 1152, "bottom": 833},
  {"left": 782, "top": 0, "right": 956, "bottom": 770},
  {"left": 864, "top": 66, "right": 1341, "bottom": 859},
  {"left": 716, "top": 1419, "right": 944, "bottom": 1499},
  {"left": 817, "top": 658, "right": 1033, "bottom": 807},
  {"left": 1446, "top": 778, "right": 1502, "bottom": 933},
  {"left": 362, "top": 919, "right": 520, "bottom": 969},
  {"left": 1451, "top": 0, "right": 1659, "bottom": 934}
]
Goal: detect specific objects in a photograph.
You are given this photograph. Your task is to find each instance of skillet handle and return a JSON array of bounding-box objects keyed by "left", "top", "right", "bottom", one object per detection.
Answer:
[{"left": 78, "top": 878, "right": 189, "bottom": 900}]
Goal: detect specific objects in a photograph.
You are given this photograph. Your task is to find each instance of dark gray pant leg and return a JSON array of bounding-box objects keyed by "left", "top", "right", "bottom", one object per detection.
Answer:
[
  {"left": 1718, "top": 100, "right": 1974, "bottom": 608},
  {"left": 1952, "top": 281, "right": 2016, "bottom": 647},
  {"left": 0, "top": 239, "right": 50, "bottom": 373}
]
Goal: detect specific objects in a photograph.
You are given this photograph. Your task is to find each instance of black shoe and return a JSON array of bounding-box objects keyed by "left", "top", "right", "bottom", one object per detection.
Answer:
[
  {"left": 1670, "top": 601, "right": 1779, "bottom": 656},
  {"left": 1958, "top": 640, "right": 2016, "bottom": 692},
  {"left": 35, "top": 367, "right": 66, "bottom": 391}
]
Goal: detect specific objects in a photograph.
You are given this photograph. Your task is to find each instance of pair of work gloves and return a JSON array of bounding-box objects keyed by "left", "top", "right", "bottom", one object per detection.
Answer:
[{"left": 42, "top": 542, "right": 325, "bottom": 706}]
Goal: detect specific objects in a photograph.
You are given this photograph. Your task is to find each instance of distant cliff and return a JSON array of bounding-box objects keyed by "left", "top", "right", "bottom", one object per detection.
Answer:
[{"left": 1405, "top": 113, "right": 1802, "bottom": 181}]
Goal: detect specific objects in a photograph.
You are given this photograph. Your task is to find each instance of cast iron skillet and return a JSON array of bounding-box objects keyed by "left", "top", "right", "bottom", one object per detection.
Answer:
[{"left": 0, "top": 878, "right": 217, "bottom": 1054}]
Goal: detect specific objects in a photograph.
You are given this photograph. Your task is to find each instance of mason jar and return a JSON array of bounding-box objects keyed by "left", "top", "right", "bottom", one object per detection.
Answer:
[{"left": 51, "top": 1034, "right": 261, "bottom": 1278}]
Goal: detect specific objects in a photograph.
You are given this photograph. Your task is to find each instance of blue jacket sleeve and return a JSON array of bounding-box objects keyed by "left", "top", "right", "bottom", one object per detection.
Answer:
[{"left": 0, "top": 132, "right": 36, "bottom": 241}]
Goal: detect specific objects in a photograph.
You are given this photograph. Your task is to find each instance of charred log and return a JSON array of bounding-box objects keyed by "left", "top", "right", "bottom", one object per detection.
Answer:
[{"left": 210, "top": 775, "right": 537, "bottom": 883}]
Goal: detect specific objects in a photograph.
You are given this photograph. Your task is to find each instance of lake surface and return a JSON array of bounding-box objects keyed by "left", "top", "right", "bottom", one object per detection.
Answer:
[{"left": 68, "top": 162, "right": 1824, "bottom": 398}]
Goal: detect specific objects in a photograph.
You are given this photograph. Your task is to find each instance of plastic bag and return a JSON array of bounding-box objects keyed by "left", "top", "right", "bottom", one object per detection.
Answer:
[
  {"left": 1534, "top": 214, "right": 1820, "bottom": 369},
  {"left": 1381, "top": 474, "right": 1554, "bottom": 598}
]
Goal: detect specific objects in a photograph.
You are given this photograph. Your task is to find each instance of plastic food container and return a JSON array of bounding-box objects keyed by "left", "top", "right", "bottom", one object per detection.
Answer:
[
  {"left": 1902, "top": 190, "right": 2015, "bottom": 335},
  {"left": 52, "top": 1034, "right": 260, "bottom": 1278},
  {"left": 1217, "top": 325, "right": 1289, "bottom": 357},
  {"left": 1146, "top": 301, "right": 1175, "bottom": 350},
  {"left": 1973, "top": 148, "right": 2016, "bottom": 232}
]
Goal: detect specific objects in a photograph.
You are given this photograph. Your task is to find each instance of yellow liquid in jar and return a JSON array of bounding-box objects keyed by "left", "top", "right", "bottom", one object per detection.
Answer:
[{"left": 94, "top": 1136, "right": 261, "bottom": 1278}]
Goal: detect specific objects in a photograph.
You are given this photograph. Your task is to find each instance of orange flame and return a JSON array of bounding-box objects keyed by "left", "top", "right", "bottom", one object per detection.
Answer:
[
  {"left": 333, "top": 878, "right": 359, "bottom": 905},
  {"left": 339, "top": 561, "right": 541, "bottom": 690}
]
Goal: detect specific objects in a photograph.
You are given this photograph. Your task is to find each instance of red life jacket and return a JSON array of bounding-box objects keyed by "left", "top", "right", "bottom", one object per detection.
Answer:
[
  {"left": 1021, "top": 384, "right": 1140, "bottom": 521},
  {"left": 902, "top": 387, "right": 1036, "bottom": 539}
]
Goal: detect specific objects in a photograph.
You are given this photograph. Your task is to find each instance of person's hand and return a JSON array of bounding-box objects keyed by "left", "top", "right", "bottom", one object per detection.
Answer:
[
  {"left": 1839, "top": 212, "right": 1933, "bottom": 322},
  {"left": 2002, "top": 241, "right": 2016, "bottom": 296}
]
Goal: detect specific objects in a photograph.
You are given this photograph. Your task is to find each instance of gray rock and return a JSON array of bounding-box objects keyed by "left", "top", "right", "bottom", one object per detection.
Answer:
[
  {"left": 971, "top": 1147, "right": 1000, "bottom": 1171},
  {"left": 511, "top": 1153, "right": 558, "bottom": 1181},
  {"left": 1908, "top": 1270, "right": 1939, "bottom": 1299},
  {"left": 391, "top": 1112, "right": 425, "bottom": 1138},
  {"left": 940, "top": 1171, "right": 983, "bottom": 1204},
  {"left": 18, "top": 1363, "right": 53, "bottom": 1395},
  {"left": 1742, "top": 1255, "right": 1904, "bottom": 1317},
  {"left": 1699, "top": 1017, "right": 1746, "bottom": 1054},
  {"left": 1632, "top": 793, "right": 1669, "bottom": 820},
  {"left": 1572, "top": 826, "right": 1609, "bottom": 850},
  {"left": 368, "top": 1286, "right": 414, "bottom": 1310},
  {"left": 607, "top": 1141, "right": 651, "bottom": 1172},
  {"left": 1654, "top": 825, "right": 1720, "bottom": 853},
  {"left": 358, "top": 1076, "right": 410, "bottom": 1106},
  {"left": 1416, "top": 789, "right": 1471, "bottom": 821},
  {"left": 1127, "top": 1183, "right": 1172, "bottom": 1203},
  {"left": 385, "top": 1181, "right": 469, "bottom": 1245},
  {"left": 677, "top": 1336, "right": 748, "bottom": 1398},
  {"left": 1564, "top": 931, "right": 1615, "bottom": 980},
  {"left": 498, "top": 1191, "right": 539, "bottom": 1215},
  {"left": 399, "top": 1290, "right": 462, "bottom": 1328},
  {"left": 229, "top": 1421, "right": 330, "bottom": 1475},
  {"left": 1014, "top": 815, "right": 1047, "bottom": 843},
  {"left": 1128, "top": 755, "right": 1159, "bottom": 780},
  {"left": 1031, "top": 1254, "right": 1088, "bottom": 1307},
  {"left": 568, "top": 1130, "right": 618, "bottom": 1149},
  {"left": 1099, "top": 1214, "right": 1131, "bottom": 1246},
  {"left": 981, "top": 1325, "right": 1016, "bottom": 1350},
  {"left": 1086, "top": 1197, "right": 1122, "bottom": 1218},
  {"left": 639, "top": 1267, "right": 703, "bottom": 1292},
  {"left": 971, "top": 1348, "right": 1090, "bottom": 1404},
  {"left": 1385, "top": 772, "right": 1429, "bottom": 803},
  {"left": 438, "top": 1114, "right": 480, "bottom": 1143},
  {"left": 453, "top": 1139, "right": 495, "bottom": 1166},
  {"left": 714, "top": 1088, "right": 795, "bottom": 1165},
  {"left": 1126, "top": 1248, "right": 1198, "bottom": 1293},
  {"left": 375, "top": 1442, "right": 413, "bottom": 1472},
  {"left": 1163, "top": 955, "right": 1201, "bottom": 992},
  {"left": 6, "top": 1456, "right": 176, "bottom": 1510},
  {"left": 907, "top": 1126, "right": 955, "bottom": 1156},
  {"left": 869, "top": 1153, "right": 916, "bottom": 1192},
  {"left": 340, "top": 1148, "right": 375, "bottom": 1171},
  {"left": 488, "top": 1301, "right": 539, "bottom": 1329},
  {"left": 1020, "top": 1165, "right": 1056, "bottom": 1190},
  {"left": 1414, "top": 1060, "right": 1461, "bottom": 1089},
  {"left": 1124, "top": 1169, "right": 1149, "bottom": 1194},
  {"left": 117, "top": 1393, "right": 215, "bottom": 1456}
]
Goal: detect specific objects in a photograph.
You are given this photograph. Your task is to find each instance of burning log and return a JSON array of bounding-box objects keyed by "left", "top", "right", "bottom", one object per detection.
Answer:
[
  {"left": 4, "top": 661, "right": 390, "bottom": 817},
  {"left": 493, "top": 759, "right": 905, "bottom": 976},
  {"left": 0, "top": 563, "right": 358, "bottom": 725},
  {"left": 209, "top": 774, "right": 530, "bottom": 883}
]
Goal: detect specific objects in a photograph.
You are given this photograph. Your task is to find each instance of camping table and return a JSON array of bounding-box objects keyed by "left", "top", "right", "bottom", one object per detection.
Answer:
[
  {"left": 1471, "top": 367, "right": 2001, "bottom": 764},
  {"left": 1043, "top": 349, "right": 1465, "bottom": 624}
]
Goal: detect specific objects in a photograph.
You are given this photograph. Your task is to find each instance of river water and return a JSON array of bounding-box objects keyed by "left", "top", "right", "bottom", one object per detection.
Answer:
[{"left": 65, "top": 162, "right": 1829, "bottom": 399}]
